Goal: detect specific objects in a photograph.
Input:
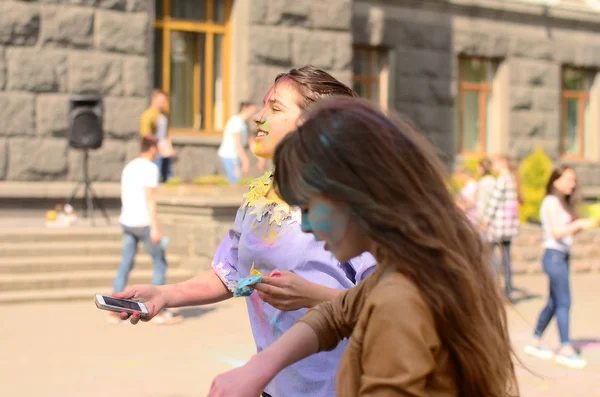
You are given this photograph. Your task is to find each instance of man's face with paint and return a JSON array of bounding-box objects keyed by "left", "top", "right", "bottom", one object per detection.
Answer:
[
  {"left": 300, "top": 195, "right": 369, "bottom": 262},
  {"left": 252, "top": 78, "right": 303, "bottom": 160}
]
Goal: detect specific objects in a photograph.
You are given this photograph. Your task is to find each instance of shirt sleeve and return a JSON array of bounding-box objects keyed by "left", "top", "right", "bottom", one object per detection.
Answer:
[
  {"left": 359, "top": 280, "right": 438, "bottom": 396},
  {"left": 299, "top": 276, "right": 374, "bottom": 351},
  {"left": 211, "top": 207, "right": 245, "bottom": 293},
  {"left": 348, "top": 252, "right": 377, "bottom": 282},
  {"left": 143, "top": 164, "right": 159, "bottom": 188},
  {"left": 483, "top": 176, "right": 505, "bottom": 225},
  {"left": 140, "top": 111, "right": 154, "bottom": 137}
]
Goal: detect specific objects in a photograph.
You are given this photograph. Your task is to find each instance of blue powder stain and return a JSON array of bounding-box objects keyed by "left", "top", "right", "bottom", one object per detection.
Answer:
[{"left": 319, "top": 133, "right": 332, "bottom": 147}]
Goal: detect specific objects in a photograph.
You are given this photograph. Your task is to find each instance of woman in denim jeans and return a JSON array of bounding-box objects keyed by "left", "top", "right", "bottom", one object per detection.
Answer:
[{"left": 525, "top": 166, "right": 596, "bottom": 369}]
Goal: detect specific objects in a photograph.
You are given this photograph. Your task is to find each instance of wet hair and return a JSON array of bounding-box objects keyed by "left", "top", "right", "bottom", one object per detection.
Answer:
[
  {"left": 479, "top": 158, "right": 493, "bottom": 176},
  {"left": 273, "top": 98, "right": 517, "bottom": 397},
  {"left": 274, "top": 65, "right": 357, "bottom": 110},
  {"left": 546, "top": 165, "right": 579, "bottom": 220},
  {"left": 141, "top": 135, "right": 157, "bottom": 152}
]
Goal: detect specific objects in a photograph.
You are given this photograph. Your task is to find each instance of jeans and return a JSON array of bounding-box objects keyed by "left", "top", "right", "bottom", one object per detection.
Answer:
[
  {"left": 113, "top": 225, "right": 168, "bottom": 293},
  {"left": 533, "top": 249, "right": 571, "bottom": 345},
  {"left": 153, "top": 155, "right": 172, "bottom": 183},
  {"left": 220, "top": 156, "right": 240, "bottom": 185},
  {"left": 491, "top": 240, "right": 513, "bottom": 299}
]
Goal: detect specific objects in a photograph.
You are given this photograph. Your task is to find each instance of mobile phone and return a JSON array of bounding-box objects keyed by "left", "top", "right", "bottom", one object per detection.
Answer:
[{"left": 94, "top": 294, "right": 149, "bottom": 317}]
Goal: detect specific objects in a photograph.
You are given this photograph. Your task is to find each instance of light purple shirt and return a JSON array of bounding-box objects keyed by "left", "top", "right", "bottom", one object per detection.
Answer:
[{"left": 213, "top": 191, "right": 376, "bottom": 397}]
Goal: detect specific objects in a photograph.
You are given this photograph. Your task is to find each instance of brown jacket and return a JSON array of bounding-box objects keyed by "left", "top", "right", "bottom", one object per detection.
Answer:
[{"left": 299, "top": 266, "right": 458, "bottom": 396}]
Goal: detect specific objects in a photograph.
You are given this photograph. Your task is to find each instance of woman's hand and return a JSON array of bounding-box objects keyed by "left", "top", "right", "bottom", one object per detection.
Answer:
[
  {"left": 207, "top": 359, "right": 273, "bottom": 397},
  {"left": 112, "top": 285, "right": 167, "bottom": 324},
  {"left": 254, "top": 271, "right": 321, "bottom": 311},
  {"left": 573, "top": 218, "right": 598, "bottom": 232}
]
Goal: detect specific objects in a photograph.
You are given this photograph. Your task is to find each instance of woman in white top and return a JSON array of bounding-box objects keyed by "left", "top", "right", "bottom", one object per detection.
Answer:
[{"left": 524, "top": 166, "right": 596, "bottom": 369}]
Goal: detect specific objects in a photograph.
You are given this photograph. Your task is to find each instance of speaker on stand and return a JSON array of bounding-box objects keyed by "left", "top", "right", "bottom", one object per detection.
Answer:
[{"left": 66, "top": 94, "right": 110, "bottom": 226}]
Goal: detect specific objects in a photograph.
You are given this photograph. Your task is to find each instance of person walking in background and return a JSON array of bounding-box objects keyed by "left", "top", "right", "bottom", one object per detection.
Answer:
[
  {"left": 111, "top": 136, "right": 182, "bottom": 325},
  {"left": 476, "top": 158, "right": 496, "bottom": 226},
  {"left": 455, "top": 167, "right": 478, "bottom": 224},
  {"left": 218, "top": 102, "right": 257, "bottom": 185},
  {"left": 140, "top": 89, "right": 174, "bottom": 183},
  {"left": 524, "top": 166, "right": 596, "bottom": 369},
  {"left": 481, "top": 155, "right": 520, "bottom": 303}
]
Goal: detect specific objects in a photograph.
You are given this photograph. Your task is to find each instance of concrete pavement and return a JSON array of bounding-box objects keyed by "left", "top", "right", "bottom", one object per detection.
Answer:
[{"left": 0, "top": 274, "right": 599, "bottom": 396}]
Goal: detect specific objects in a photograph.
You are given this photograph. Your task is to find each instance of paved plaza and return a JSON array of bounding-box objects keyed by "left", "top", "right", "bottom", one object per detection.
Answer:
[{"left": 0, "top": 274, "right": 599, "bottom": 396}]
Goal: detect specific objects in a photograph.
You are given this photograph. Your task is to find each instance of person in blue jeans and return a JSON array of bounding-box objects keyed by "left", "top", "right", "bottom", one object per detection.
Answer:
[
  {"left": 111, "top": 136, "right": 182, "bottom": 325},
  {"left": 525, "top": 166, "right": 596, "bottom": 368},
  {"left": 217, "top": 102, "right": 257, "bottom": 185}
]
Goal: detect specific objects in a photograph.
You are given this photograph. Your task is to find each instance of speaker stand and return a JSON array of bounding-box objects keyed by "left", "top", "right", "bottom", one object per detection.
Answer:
[{"left": 68, "top": 149, "right": 111, "bottom": 226}]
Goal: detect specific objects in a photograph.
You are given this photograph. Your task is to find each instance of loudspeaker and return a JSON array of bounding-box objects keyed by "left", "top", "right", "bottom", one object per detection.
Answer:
[{"left": 68, "top": 95, "right": 104, "bottom": 150}]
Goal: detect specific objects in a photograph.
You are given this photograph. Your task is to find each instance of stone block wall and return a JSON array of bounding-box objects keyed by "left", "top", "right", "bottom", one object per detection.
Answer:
[
  {"left": 241, "top": 0, "right": 353, "bottom": 106},
  {"left": 0, "top": 0, "right": 150, "bottom": 182},
  {"left": 354, "top": 0, "right": 600, "bottom": 182}
]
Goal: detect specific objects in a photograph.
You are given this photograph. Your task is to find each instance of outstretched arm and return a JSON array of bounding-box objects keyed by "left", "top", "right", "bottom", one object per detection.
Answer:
[
  {"left": 208, "top": 278, "right": 373, "bottom": 396},
  {"left": 208, "top": 322, "right": 319, "bottom": 397}
]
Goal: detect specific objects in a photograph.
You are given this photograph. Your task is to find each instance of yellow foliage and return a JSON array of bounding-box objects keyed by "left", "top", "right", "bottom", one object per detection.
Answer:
[
  {"left": 450, "top": 154, "right": 485, "bottom": 197},
  {"left": 518, "top": 148, "right": 553, "bottom": 223}
]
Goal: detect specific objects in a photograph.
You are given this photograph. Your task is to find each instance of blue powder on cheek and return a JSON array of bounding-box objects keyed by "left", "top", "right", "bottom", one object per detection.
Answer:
[{"left": 312, "top": 203, "right": 334, "bottom": 234}]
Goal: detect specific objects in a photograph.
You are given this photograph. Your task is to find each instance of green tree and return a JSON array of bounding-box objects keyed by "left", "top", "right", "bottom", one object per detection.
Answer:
[{"left": 519, "top": 148, "right": 553, "bottom": 223}]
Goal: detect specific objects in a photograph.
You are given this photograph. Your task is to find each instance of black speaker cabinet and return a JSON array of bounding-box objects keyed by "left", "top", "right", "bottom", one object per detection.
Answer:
[{"left": 68, "top": 95, "right": 104, "bottom": 150}]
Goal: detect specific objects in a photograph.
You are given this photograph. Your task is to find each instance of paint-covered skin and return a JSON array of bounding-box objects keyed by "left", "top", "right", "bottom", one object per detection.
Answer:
[
  {"left": 252, "top": 79, "right": 302, "bottom": 160},
  {"left": 212, "top": 172, "right": 376, "bottom": 397}
]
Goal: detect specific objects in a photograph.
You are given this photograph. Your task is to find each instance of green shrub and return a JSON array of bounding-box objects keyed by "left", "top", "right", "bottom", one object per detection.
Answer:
[
  {"left": 518, "top": 148, "right": 553, "bottom": 223},
  {"left": 192, "top": 175, "right": 230, "bottom": 186},
  {"left": 191, "top": 174, "right": 255, "bottom": 186},
  {"left": 163, "top": 176, "right": 181, "bottom": 187}
]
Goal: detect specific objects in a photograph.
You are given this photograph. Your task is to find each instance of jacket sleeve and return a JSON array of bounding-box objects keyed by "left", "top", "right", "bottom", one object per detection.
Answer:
[
  {"left": 358, "top": 280, "right": 438, "bottom": 396},
  {"left": 211, "top": 207, "right": 245, "bottom": 293},
  {"left": 298, "top": 275, "right": 373, "bottom": 351},
  {"left": 483, "top": 176, "right": 505, "bottom": 225}
]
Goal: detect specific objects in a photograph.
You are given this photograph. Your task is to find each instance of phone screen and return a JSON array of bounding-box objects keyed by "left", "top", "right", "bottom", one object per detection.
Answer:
[{"left": 103, "top": 296, "right": 143, "bottom": 311}]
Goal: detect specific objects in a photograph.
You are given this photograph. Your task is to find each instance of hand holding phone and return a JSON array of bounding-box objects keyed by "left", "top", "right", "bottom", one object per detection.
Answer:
[
  {"left": 95, "top": 294, "right": 149, "bottom": 318},
  {"left": 106, "top": 284, "right": 168, "bottom": 324}
]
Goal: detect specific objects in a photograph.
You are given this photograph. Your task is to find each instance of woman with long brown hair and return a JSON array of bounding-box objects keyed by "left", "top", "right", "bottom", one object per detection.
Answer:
[
  {"left": 524, "top": 166, "right": 595, "bottom": 369},
  {"left": 208, "top": 98, "right": 517, "bottom": 397}
]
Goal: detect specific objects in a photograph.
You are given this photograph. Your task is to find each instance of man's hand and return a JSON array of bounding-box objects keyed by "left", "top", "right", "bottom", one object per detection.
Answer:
[
  {"left": 150, "top": 226, "right": 162, "bottom": 245},
  {"left": 254, "top": 271, "right": 318, "bottom": 311}
]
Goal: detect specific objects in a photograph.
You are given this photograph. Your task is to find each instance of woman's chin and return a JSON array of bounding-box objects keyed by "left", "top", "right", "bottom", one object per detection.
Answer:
[{"left": 253, "top": 150, "right": 273, "bottom": 161}]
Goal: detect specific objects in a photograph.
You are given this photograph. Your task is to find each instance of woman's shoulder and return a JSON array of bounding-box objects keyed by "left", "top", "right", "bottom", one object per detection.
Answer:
[
  {"left": 369, "top": 271, "right": 428, "bottom": 310},
  {"left": 541, "top": 195, "right": 559, "bottom": 206}
]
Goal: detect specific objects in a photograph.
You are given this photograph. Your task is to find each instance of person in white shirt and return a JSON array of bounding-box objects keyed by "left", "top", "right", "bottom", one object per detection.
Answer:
[
  {"left": 218, "top": 102, "right": 257, "bottom": 184},
  {"left": 111, "top": 136, "right": 182, "bottom": 325}
]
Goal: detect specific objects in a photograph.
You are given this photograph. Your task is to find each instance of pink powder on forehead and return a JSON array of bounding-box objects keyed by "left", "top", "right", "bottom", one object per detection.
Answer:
[{"left": 262, "top": 84, "right": 276, "bottom": 104}]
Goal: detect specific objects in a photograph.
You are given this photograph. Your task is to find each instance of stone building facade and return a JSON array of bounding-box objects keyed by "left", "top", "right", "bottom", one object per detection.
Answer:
[
  {"left": 353, "top": 0, "right": 600, "bottom": 192},
  {"left": 1, "top": 0, "right": 600, "bottom": 192}
]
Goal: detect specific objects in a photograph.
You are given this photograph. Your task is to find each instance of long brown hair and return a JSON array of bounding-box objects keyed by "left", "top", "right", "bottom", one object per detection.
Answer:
[
  {"left": 273, "top": 98, "right": 517, "bottom": 397},
  {"left": 546, "top": 165, "right": 579, "bottom": 220}
]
